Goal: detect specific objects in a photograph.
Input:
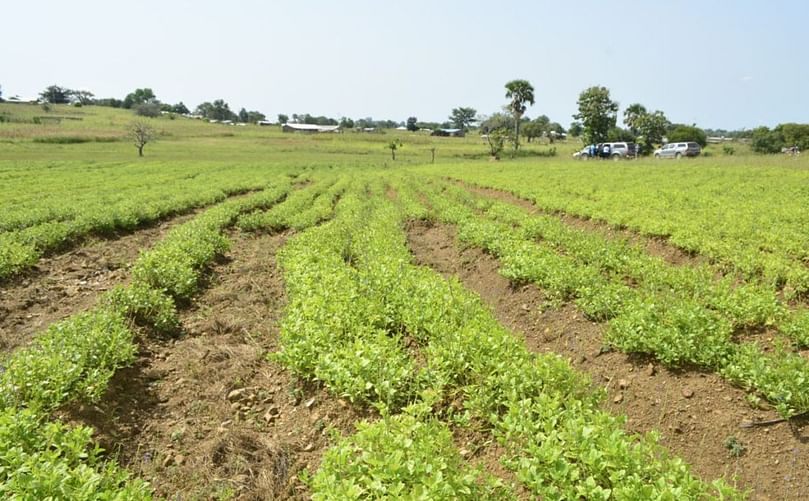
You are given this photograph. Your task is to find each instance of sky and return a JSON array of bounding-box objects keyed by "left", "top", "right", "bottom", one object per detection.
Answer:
[{"left": 1, "top": 0, "right": 807, "bottom": 130}]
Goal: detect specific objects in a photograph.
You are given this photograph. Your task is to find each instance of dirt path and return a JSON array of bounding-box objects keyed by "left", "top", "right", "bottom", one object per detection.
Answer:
[
  {"left": 0, "top": 212, "right": 199, "bottom": 353},
  {"left": 64, "top": 231, "right": 366, "bottom": 499},
  {"left": 406, "top": 220, "right": 809, "bottom": 501}
]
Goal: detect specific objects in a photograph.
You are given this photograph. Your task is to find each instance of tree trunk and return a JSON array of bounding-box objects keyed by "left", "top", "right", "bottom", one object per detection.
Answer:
[
  {"left": 514, "top": 115, "right": 521, "bottom": 154},
  {"left": 138, "top": 145, "right": 144, "bottom": 157}
]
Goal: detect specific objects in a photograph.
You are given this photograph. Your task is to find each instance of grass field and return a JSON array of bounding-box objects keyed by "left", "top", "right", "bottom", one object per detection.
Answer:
[{"left": 1, "top": 103, "right": 808, "bottom": 499}]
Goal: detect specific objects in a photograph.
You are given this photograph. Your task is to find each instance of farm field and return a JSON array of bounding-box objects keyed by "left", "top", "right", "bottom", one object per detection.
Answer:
[{"left": 1, "top": 104, "right": 808, "bottom": 499}]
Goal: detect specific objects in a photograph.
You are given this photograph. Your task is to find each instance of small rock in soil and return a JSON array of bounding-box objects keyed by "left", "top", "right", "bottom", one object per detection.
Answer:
[
  {"left": 227, "top": 388, "right": 246, "bottom": 402},
  {"left": 618, "top": 379, "right": 629, "bottom": 390},
  {"left": 304, "top": 397, "right": 317, "bottom": 409},
  {"left": 613, "top": 394, "right": 624, "bottom": 404},
  {"left": 646, "top": 363, "right": 656, "bottom": 376},
  {"left": 303, "top": 442, "right": 315, "bottom": 452},
  {"left": 681, "top": 388, "right": 695, "bottom": 399}
]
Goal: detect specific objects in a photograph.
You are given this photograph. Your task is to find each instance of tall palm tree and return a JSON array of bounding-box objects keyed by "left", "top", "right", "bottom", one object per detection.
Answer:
[{"left": 505, "top": 79, "right": 535, "bottom": 153}]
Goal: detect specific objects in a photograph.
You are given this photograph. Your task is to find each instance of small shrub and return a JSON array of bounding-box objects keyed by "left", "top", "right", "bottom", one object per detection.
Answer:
[
  {"left": 724, "top": 436, "right": 746, "bottom": 458},
  {"left": 134, "top": 102, "right": 161, "bottom": 118},
  {"left": 723, "top": 145, "right": 735, "bottom": 156}
]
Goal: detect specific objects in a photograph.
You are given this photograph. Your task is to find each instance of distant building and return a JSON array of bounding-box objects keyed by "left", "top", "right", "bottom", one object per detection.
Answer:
[
  {"left": 431, "top": 128, "right": 465, "bottom": 137},
  {"left": 257, "top": 120, "right": 274, "bottom": 126},
  {"left": 282, "top": 123, "right": 340, "bottom": 133}
]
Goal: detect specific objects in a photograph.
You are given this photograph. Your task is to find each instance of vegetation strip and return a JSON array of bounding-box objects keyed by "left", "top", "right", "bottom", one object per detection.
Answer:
[
  {"left": 272, "top": 173, "right": 739, "bottom": 498},
  {"left": 417, "top": 163, "right": 809, "bottom": 300},
  {"left": 0, "top": 162, "right": 294, "bottom": 282},
  {"left": 0, "top": 179, "right": 296, "bottom": 498},
  {"left": 413, "top": 175, "right": 809, "bottom": 419}
]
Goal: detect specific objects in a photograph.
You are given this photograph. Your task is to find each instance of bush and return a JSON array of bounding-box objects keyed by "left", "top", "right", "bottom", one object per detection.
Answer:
[
  {"left": 723, "top": 145, "right": 735, "bottom": 156},
  {"left": 668, "top": 125, "right": 707, "bottom": 147},
  {"left": 750, "top": 126, "right": 783, "bottom": 153},
  {"left": 134, "top": 102, "right": 161, "bottom": 118}
]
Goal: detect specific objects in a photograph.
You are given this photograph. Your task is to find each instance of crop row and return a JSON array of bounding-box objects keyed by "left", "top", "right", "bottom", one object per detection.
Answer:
[
  {"left": 420, "top": 163, "right": 809, "bottom": 299},
  {"left": 453, "top": 179, "right": 809, "bottom": 346},
  {"left": 237, "top": 172, "right": 349, "bottom": 232},
  {"left": 274, "top": 173, "right": 739, "bottom": 499},
  {"left": 0, "top": 180, "right": 294, "bottom": 499},
  {"left": 0, "top": 161, "right": 300, "bottom": 281},
  {"left": 414, "top": 176, "right": 809, "bottom": 418}
]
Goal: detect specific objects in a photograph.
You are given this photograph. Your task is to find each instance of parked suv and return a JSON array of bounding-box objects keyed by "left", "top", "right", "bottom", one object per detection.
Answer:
[
  {"left": 654, "top": 142, "right": 701, "bottom": 159},
  {"left": 573, "top": 142, "right": 637, "bottom": 160},
  {"left": 601, "top": 142, "right": 636, "bottom": 159}
]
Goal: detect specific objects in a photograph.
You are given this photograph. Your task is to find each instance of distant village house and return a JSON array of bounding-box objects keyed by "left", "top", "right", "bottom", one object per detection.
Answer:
[
  {"left": 431, "top": 128, "right": 465, "bottom": 137},
  {"left": 281, "top": 123, "right": 340, "bottom": 133}
]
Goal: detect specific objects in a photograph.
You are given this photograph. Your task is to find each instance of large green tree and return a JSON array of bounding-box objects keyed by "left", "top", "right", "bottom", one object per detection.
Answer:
[
  {"left": 634, "top": 110, "right": 670, "bottom": 153},
  {"left": 623, "top": 103, "right": 647, "bottom": 135},
  {"left": 123, "top": 88, "right": 157, "bottom": 109},
  {"left": 195, "top": 99, "right": 236, "bottom": 121},
  {"left": 246, "top": 110, "right": 266, "bottom": 123},
  {"left": 573, "top": 86, "right": 618, "bottom": 145},
  {"left": 522, "top": 115, "right": 549, "bottom": 143},
  {"left": 39, "top": 85, "right": 72, "bottom": 104},
  {"left": 171, "top": 102, "right": 190, "bottom": 114},
  {"left": 505, "top": 79, "right": 535, "bottom": 152},
  {"left": 479, "top": 112, "right": 513, "bottom": 135},
  {"left": 449, "top": 107, "right": 477, "bottom": 131}
]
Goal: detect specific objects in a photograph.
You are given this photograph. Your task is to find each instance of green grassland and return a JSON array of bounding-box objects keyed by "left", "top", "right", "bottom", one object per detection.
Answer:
[
  {"left": 1, "top": 102, "right": 808, "bottom": 498},
  {"left": 0, "top": 102, "right": 561, "bottom": 164}
]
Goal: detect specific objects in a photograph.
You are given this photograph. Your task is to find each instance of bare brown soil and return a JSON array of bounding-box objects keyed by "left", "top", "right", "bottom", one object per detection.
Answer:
[
  {"left": 0, "top": 212, "right": 198, "bottom": 353},
  {"left": 406, "top": 220, "right": 809, "bottom": 501},
  {"left": 64, "top": 231, "right": 366, "bottom": 499}
]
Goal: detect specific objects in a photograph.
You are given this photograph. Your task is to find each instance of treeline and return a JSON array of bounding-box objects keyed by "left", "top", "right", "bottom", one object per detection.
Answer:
[
  {"left": 277, "top": 114, "right": 407, "bottom": 130},
  {"left": 750, "top": 124, "right": 809, "bottom": 153},
  {"left": 31, "top": 85, "right": 266, "bottom": 123}
]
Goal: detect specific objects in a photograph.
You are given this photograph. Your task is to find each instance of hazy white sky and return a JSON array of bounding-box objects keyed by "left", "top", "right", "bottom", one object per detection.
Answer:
[{"left": 2, "top": 0, "right": 807, "bottom": 129}]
